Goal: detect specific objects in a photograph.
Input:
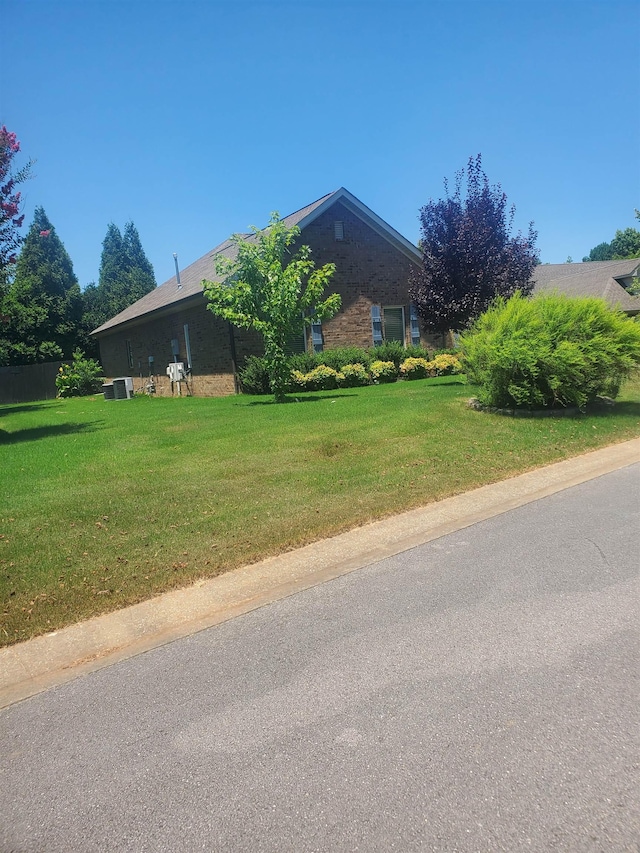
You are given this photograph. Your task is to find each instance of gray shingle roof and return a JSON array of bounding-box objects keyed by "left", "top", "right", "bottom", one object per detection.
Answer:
[
  {"left": 531, "top": 260, "right": 640, "bottom": 313},
  {"left": 92, "top": 188, "right": 420, "bottom": 336}
]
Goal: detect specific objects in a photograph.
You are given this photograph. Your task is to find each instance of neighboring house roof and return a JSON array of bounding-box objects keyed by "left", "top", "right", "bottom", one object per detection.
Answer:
[
  {"left": 531, "top": 259, "right": 640, "bottom": 314},
  {"left": 92, "top": 188, "right": 421, "bottom": 336}
]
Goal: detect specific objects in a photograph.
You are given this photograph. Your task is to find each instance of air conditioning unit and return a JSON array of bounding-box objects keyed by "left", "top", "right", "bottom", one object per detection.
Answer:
[
  {"left": 166, "top": 362, "right": 186, "bottom": 382},
  {"left": 112, "top": 377, "right": 133, "bottom": 400}
]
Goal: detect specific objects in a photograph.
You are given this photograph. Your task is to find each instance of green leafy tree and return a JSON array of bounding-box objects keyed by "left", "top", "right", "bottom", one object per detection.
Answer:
[
  {"left": 410, "top": 155, "right": 538, "bottom": 333},
  {"left": 610, "top": 227, "right": 640, "bottom": 260},
  {"left": 203, "top": 214, "right": 341, "bottom": 402},
  {"left": 583, "top": 219, "right": 640, "bottom": 262},
  {"left": 582, "top": 242, "right": 613, "bottom": 262},
  {"left": 0, "top": 207, "right": 82, "bottom": 365}
]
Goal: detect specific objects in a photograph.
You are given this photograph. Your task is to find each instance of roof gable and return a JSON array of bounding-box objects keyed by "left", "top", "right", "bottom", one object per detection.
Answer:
[{"left": 92, "top": 189, "right": 420, "bottom": 336}]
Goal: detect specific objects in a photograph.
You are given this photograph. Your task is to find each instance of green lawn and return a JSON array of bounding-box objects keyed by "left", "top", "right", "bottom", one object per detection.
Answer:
[{"left": 2, "top": 375, "right": 639, "bottom": 646}]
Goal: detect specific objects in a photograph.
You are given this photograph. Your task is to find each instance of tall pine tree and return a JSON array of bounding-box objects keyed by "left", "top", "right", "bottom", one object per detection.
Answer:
[
  {"left": 123, "top": 221, "right": 156, "bottom": 301},
  {"left": 88, "top": 221, "right": 156, "bottom": 329},
  {"left": 0, "top": 207, "right": 82, "bottom": 365}
]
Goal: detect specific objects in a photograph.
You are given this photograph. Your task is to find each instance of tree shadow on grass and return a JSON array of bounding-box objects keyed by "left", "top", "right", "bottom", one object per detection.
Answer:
[
  {"left": 245, "top": 393, "right": 359, "bottom": 406},
  {"left": 0, "top": 402, "right": 57, "bottom": 418},
  {"left": 588, "top": 400, "right": 640, "bottom": 418},
  {"left": 0, "top": 421, "right": 101, "bottom": 445}
]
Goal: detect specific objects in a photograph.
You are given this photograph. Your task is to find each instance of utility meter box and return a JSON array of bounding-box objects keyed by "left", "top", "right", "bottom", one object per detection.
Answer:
[{"left": 166, "top": 362, "right": 185, "bottom": 382}]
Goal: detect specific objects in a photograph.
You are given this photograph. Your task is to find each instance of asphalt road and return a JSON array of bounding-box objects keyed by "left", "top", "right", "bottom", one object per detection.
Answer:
[{"left": 1, "top": 464, "right": 639, "bottom": 853}]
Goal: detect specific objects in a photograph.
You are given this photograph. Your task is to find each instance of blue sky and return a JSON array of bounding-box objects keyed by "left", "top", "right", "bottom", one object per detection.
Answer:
[{"left": 3, "top": 0, "right": 639, "bottom": 288}]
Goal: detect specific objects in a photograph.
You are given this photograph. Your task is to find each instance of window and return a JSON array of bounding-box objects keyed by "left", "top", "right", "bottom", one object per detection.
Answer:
[
  {"left": 311, "top": 319, "right": 323, "bottom": 353},
  {"left": 410, "top": 304, "right": 421, "bottom": 346},
  {"left": 334, "top": 221, "right": 344, "bottom": 241},
  {"left": 383, "top": 306, "right": 405, "bottom": 344},
  {"left": 371, "top": 305, "right": 407, "bottom": 346},
  {"left": 125, "top": 340, "right": 133, "bottom": 370}
]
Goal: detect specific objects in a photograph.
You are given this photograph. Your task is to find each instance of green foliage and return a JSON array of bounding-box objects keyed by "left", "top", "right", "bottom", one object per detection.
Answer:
[
  {"left": 610, "top": 227, "right": 640, "bottom": 260},
  {"left": 240, "top": 345, "right": 436, "bottom": 394},
  {"left": 460, "top": 293, "right": 640, "bottom": 410},
  {"left": 339, "top": 363, "right": 370, "bottom": 387},
  {"left": 582, "top": 242, "right": 613, "bottom": 262},
  {"left": 370, "top": 360, "right": 398, "bottom": 383},
  {"left": 288, "top": 351, "right": 323, "bottom": 374},
  {"left": 427, "top": 353, "right": 463, "bottom": 376},
  {"left": 55, "top": 349, "right": 104, "bottom": 398},
  {"left": 291, "top": 365, "right": 342, "bottom": 392},
  {"left": 0, "top": 208, "right": 82, "bottom": 365},
  {"left": 583, "top": 226, "right": 640, "bottom": 262},
  {"left": 203, "top": 213, "right": 341, "bottom": 402},
  {"left": 238, "top": 355, "right": 271, "bottom": 395},
  {"left": 82, "top": 221, "right": 157, "bottom": 341},
  {"left": 400, "top": 357, "right": 431, "bottom": 380},
  {"left": 316, "top": 346, "right": 372, "bottom": 371}
]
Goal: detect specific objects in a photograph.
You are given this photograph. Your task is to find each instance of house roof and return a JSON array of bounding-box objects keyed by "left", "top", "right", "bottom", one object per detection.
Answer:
[
  {"left": 531, "top": 259, "right": 640, "bottom": 314},
  {"left": 92, "top": 188, "right": 421, "bottom": 336}
]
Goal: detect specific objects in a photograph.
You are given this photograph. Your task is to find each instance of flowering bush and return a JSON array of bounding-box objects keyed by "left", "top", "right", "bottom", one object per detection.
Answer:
[
  {"left": 425, "top": 353, "right": 463, "bottom": 376},
  {"left": 55, "top": 349, "right": 104, "bottom": 398},
  {"left": 339, "top": 363, "right": 370, "bottom": 387},
  {"left": 291, "top": 365, "right": 342, "bottom": 391},
  {"left": 400, "top": 357, "right": 431, "bottom": 380},
  {"left": 370, "top": 360, "right": 398, "bottom": 383}
]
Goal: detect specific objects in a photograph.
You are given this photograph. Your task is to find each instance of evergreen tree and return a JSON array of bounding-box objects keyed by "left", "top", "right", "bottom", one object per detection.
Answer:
[
  {"left": 123, "top": 221, "right": 156, "bottom": 301},
  {"left": 87, "top": 220, "right": 156, "bottom": 331},
  {"left": 0, "top": 208, "right": 82, "bottom": 365},
  {"left": 97, "top": 223, "right": 126, "bottom": 318}
]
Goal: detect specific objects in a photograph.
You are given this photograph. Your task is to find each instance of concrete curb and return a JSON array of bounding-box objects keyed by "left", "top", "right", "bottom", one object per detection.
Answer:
[{"left": 1, "top": 438, "right": 639, "bottom": 709}]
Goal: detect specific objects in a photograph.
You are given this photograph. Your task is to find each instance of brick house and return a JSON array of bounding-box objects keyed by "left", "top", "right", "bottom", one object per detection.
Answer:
[{"left": 93, "top": 188, "right": 442, "bottom": 396}]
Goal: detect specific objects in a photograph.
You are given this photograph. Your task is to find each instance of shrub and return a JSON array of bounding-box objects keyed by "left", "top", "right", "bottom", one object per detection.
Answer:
[
  {"left": 426, "top": 353, "right": 463, "bottom": 376},
  {"left": 339, "top": 363, "right": 370, "bottom": 387},
  {"left": 55, "top": 349, "right": 104, "bottom": 398},
  {"left": 288, "top": 351, "right": 320, "bottom": 374},
  {"left": 320, "top": 346, "right": 372, "bottom": 371},
  {"left": 460, "top": 292, "right": 640, "bottom": 409},
  {"left": 373, "top": 342, "right": 431, "bottom": 367},
  {"left": 239, "top": 356, "right": 271, "bottom": 395},
  {"left": 292, "top": 365, "right": 342, "bottom": 392},
  {"left": 400, "top": 357, "right": 431, "bottom": 380},
  {"left": 370, "top": 360, "right": 398, "bottom": 383}
]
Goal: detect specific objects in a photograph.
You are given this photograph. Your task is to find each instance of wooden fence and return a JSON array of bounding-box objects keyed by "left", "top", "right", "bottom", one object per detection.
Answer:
[{"left": 0, "top": 361, "right": 63, "bottom": 404}]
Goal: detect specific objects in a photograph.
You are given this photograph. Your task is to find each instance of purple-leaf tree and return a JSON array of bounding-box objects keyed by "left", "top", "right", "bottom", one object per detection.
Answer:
[
  {"left": 409, "top": 155, "right": 539, "bottom": 333},
  {"left": 0, "top": 126, "right": 33, "bottom": 283}
]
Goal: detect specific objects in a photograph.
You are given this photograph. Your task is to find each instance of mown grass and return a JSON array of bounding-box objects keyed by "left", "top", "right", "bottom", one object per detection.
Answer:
[{"left": 1, "top": 375, "right": 639, "bottom": 646}]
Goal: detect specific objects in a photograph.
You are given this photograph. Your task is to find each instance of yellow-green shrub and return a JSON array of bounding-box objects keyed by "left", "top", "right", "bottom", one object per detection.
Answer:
[
  {"left": 339, "top": 363, "right": 370, "bottom": 387},
  {"left": 400, "top": 357, "right": 431, "bottom": 380},
  {"left": 425, "top": 353, "right": 463, "bottom": 376},
  {"left": 370, "top": 360, "right": 398, "bottom": 383}
]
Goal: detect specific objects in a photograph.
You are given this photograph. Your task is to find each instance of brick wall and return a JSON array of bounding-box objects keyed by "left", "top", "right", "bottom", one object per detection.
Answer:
[{"left": 96, "top": 201, "right": 448, "bottom": 396}]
